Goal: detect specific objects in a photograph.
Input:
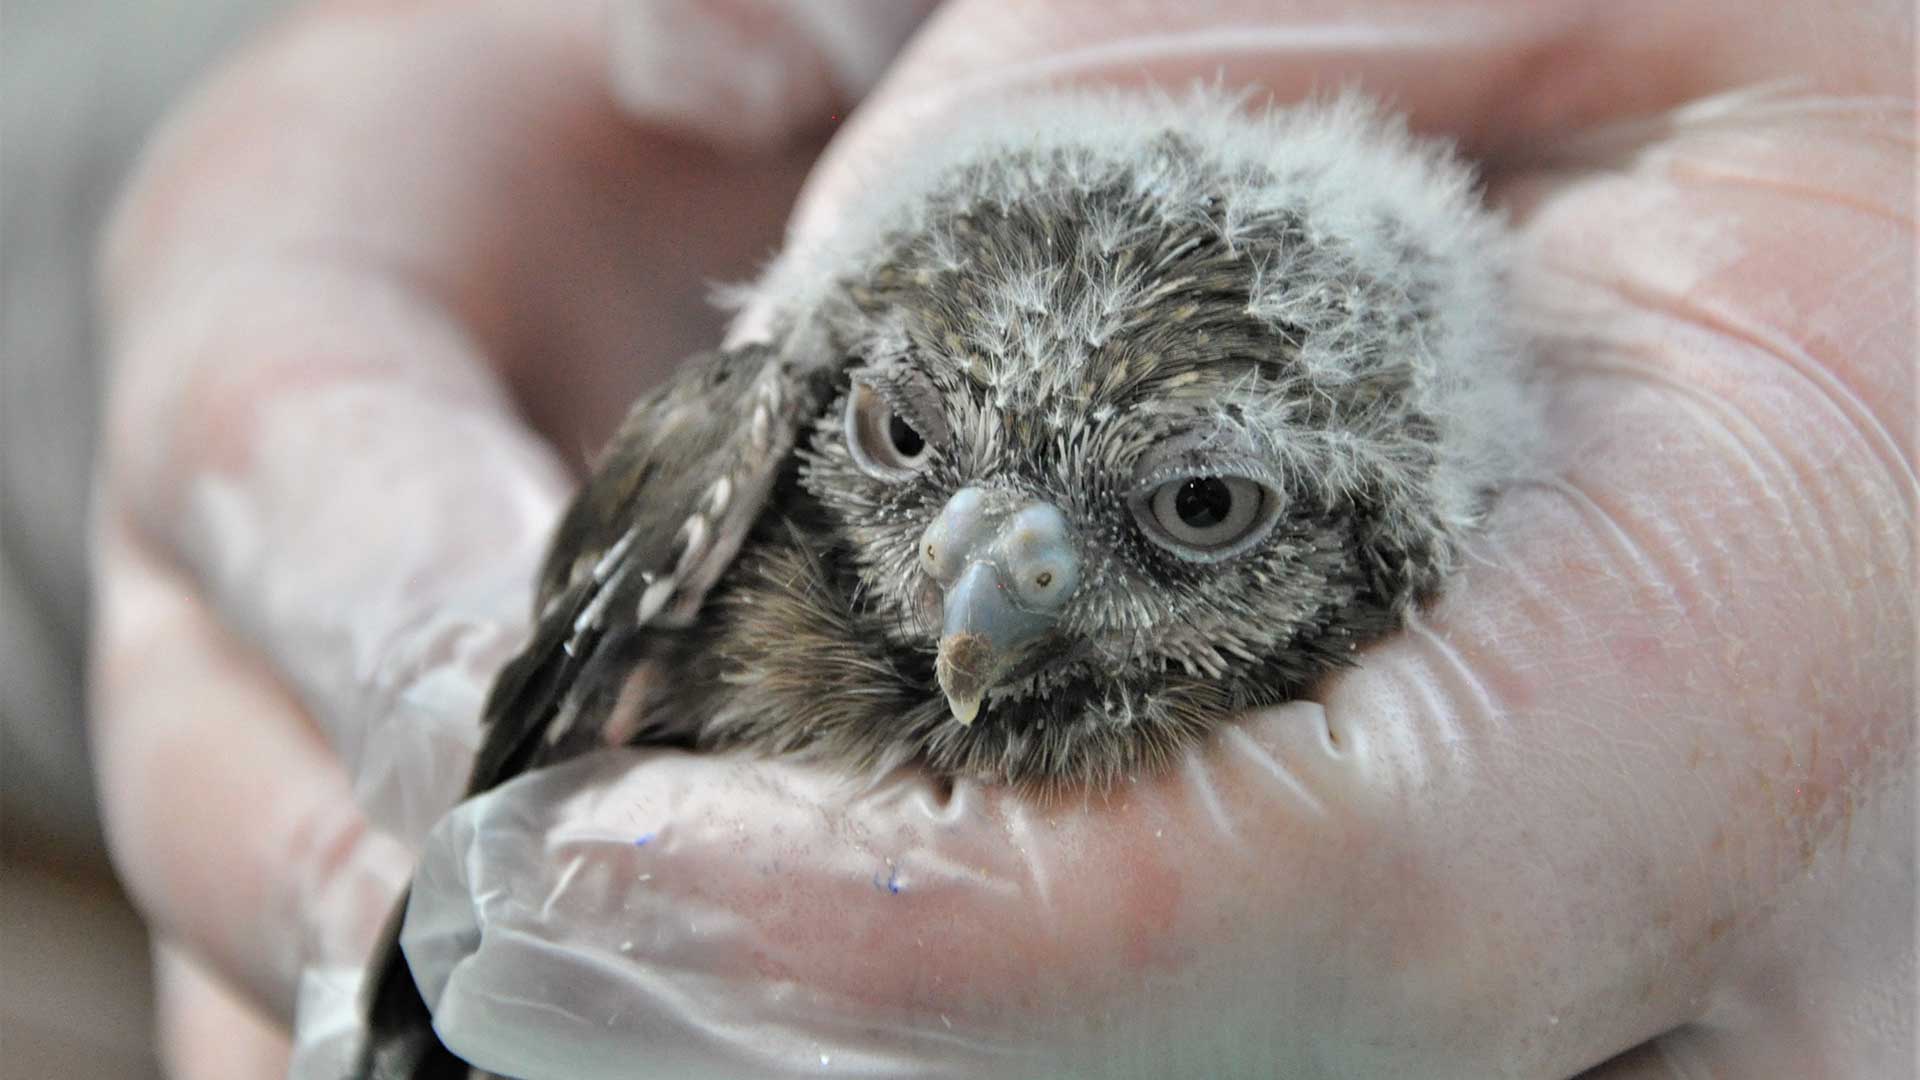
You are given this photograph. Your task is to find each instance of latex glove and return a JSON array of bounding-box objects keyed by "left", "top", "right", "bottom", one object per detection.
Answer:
[
  {"left": 403, "top": 3, "right": 1917, "bottom": 1078},
  {"left": 88, "top": 2, "right": 927, "bottom": 1075},
  {"left": 88, "top": 2, "right": 1913, "bottom": 1079}
]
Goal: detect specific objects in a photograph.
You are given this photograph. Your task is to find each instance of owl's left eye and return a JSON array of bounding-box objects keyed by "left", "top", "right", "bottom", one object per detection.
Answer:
[
  {"left": 846, "top": 381, "right": 932, "bottom": 477},
  {"left": 1134, "top": 474, "right": 1280, "bottom": 562}
]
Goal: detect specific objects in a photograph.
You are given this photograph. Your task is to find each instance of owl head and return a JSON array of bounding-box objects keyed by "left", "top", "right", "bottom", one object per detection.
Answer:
[{"left": 745, "top": 90, "right": 1529, "bottom": 781}]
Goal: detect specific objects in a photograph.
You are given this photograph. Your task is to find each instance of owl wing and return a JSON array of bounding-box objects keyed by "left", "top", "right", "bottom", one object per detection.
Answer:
[
  {"left": 468, "top": 342, "right": 816, "bottom": 789},
  {"left": 357, "top": 343, "right": 824, "bottom": 1080}
]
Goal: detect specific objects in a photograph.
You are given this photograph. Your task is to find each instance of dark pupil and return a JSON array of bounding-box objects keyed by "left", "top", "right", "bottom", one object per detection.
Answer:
[
  {"left": 1174, "top": 477, "right": 1233, "bottom": 528},
  {"left": 887, "top": 412, "right": 925, "bottom": 458}
]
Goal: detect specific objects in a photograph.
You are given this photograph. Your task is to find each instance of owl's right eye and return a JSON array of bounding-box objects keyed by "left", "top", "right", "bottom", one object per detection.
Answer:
[{"left": 846, "top": 381, "right": 933, "bottom": 478}]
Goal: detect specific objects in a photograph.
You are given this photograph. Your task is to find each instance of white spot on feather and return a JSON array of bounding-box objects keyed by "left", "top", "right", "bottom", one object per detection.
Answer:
[
  {"left": 706, "top": 475, "right": 733, "bottom": 518},
  {"left": 750, "top": 405, "right": 771, "bottom": 451},
  {"left": 636, "top": 577, "right": 676, "bottom": 623},
  {"left": 673, "top": 515, "right": 710, "bottom": 579}
]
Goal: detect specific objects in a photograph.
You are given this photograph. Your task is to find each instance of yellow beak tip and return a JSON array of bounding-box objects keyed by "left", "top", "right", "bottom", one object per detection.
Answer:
[{"left": 946, "top": 693, "right": 983, "bottom": 727}]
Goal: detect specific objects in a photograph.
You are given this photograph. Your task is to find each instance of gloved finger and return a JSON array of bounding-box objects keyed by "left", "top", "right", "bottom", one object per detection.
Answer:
[
  {"left": 606, "top": 0, "right": 938, "bottom": 149},
  {"left": 152, "top": 942, "right": 292, "bottom": 1080},
  {"left": 772, "top": 0, "right": 1908, "bottom": 258},
  {"left": 95, "top": 0, "right": 818, "bottom": 841},
  {"left": 91, "top": 515, "right": 411, "bottom": 1021}
]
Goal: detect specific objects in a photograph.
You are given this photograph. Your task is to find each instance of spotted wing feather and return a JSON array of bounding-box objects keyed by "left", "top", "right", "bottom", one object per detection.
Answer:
[
  {"left": 356, "top": 343, "right": 816, "bottom": 1080},
  {"left": 469, "top": 343, "right": 809, "bottom": 785}
]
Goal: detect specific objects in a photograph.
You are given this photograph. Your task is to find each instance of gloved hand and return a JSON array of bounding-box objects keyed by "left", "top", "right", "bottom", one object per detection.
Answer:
[
  {"left": 90, "top": 2, "right": 926, "bottom": 1074},
  {"left": 90, "top": 1, "right": 1913, "bottom": 1078}
]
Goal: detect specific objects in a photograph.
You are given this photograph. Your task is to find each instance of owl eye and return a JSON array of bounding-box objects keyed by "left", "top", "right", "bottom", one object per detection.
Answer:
[
  {"left": 1135, "top": 475, "right": 1279, "bottom": 561},
  {"left": 846, "top": 381, "right": 932, "bottom": 477}
]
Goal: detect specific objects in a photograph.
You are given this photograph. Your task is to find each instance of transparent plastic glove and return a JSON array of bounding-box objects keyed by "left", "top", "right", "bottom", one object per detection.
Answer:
[
  {"left": 405, "top": 2, "right": 1915, "bottom": 1079},
  {"left": 87, "top": 2, "right": 927, "bottom": 1075},
  {"left": 87, "top": 3, "right": 1912, "bottom": 1080}
]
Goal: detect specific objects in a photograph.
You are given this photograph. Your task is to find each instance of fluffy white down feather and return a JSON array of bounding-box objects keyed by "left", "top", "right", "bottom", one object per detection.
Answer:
[{"left": 733, "top": 86, "right": 1538, "bottom": 541}]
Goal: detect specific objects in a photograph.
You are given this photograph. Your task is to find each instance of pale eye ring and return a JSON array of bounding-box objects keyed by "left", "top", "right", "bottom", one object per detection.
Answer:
[
  {"left": 846, "top": 381, "right": 932, "bottom": 477},
  {"left": 1134, "top": 475, "right": 1279, "bottom": 562}
]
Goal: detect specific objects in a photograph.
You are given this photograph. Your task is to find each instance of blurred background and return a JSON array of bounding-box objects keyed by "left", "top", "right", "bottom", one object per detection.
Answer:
[{"left": 2, "top": 2, "right": 293, "bottom": 1075}]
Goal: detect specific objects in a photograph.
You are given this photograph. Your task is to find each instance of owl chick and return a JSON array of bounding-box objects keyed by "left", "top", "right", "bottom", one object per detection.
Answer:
[{"left": 358, "top": 89, "right": 1534, "bottom": 1078}]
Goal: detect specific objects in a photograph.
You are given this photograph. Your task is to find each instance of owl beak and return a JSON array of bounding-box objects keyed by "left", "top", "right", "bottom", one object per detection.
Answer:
[
  {"left": 935, "top": 632, "right": 991, "bottom": 727},
  {"left": 936, "top": 562, "right": 1053, "bottom": 726},
  {"left": 925, "top": 494, "right": 1082, "bottom": 727}
]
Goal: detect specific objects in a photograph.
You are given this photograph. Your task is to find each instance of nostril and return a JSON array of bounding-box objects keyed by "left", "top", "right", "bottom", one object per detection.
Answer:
[
  {"left": 991, "top": 503, "right": 1079, "bottom": 609},
  {"left": 923, "top": 486, "right": 1004, "bottom": 585},
  {"left": 1012, "top": 558, "right": 1075, "bottom": 610}
]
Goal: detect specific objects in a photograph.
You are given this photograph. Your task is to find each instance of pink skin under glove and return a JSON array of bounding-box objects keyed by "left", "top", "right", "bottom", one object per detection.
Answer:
[{"left": 90, "top": 1, "right": 1912, "bottom": 1077}]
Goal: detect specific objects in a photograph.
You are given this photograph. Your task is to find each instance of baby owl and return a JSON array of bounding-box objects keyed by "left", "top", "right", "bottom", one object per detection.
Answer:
[{"left": 358, "top": 89, "right": 1535, "bottom": 1078}]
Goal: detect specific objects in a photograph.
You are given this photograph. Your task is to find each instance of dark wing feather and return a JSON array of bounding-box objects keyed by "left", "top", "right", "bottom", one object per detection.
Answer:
[
  {"left": 471, "top": 342, "right": 812, "bottom": 785},
  {"left": 356, "top": 344, "right": 820, "bottom": 1079}
]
